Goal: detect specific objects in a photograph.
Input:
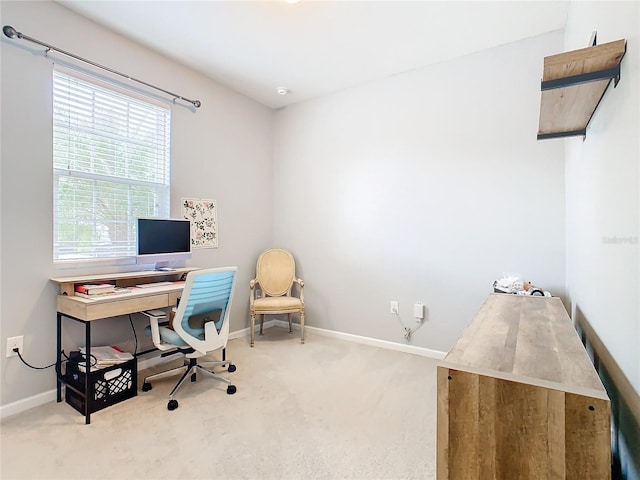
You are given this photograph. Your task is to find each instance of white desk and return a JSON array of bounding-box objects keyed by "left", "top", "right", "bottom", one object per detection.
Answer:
[{"left": 51, "top": 268, "right": 199, "bottom": 424}]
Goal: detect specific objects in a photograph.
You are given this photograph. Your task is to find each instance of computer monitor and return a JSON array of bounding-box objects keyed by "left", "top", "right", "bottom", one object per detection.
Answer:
[{"left": 136, "top": 218, "right": 192, "bottom": 270}]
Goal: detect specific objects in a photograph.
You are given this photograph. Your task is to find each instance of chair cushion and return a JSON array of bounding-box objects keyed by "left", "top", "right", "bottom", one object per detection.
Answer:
[
  {"left": 144, "top": 325, "right": 189, "bottom": 347},
  {"left": 144, "top": 311, "right": 220, "bottom": 347},
  {"left": 253, "top": 296, "right": 302, "bottom": 312}
]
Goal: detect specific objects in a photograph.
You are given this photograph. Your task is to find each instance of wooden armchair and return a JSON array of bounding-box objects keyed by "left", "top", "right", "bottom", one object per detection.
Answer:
[{"left": 249, "top": 248, "right": 305, "bottom": 347}]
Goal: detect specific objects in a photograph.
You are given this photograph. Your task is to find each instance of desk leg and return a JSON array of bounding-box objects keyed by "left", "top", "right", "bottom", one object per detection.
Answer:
[
  {"left": 56, "top": 313, "right": 62, "bottom": 403},
  {"left": 84, "top": 322, "right": 91, "bottom": 425}
]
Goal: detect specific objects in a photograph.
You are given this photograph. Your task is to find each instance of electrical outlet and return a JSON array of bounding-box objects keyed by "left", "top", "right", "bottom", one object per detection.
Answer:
[
  {"left": 390, "top": 301, "right": 399, "bottom": 314},
  {"left": 414, "top": 303, "right": 424, "bottom": 321},
  {"left": 6, "top": 336, "right": 23, "bottom": 358}
]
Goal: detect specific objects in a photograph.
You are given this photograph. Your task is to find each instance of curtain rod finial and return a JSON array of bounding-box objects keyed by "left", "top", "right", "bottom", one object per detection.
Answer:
[{"left": 3, "top": 25, "right": 19, "bottom": 39}]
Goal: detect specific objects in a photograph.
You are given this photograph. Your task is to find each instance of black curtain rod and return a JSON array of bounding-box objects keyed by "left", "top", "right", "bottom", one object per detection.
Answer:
[{"left": 2, "top": 25, "right": 201, "bottom": 108}]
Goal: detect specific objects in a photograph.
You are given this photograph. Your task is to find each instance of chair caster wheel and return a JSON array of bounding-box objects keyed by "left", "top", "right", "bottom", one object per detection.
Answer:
[
  {"left": 167, "top": 399, "right": 179, "bottom": 410},
  {"left": 227, "top": 385, "right": 237, "bottom": 395},
  {"left": 142, "top": 382, "right": 152, "bottom": 392},
  {"left": 228, "top": 364, "right": 236, "bottom": 373}
]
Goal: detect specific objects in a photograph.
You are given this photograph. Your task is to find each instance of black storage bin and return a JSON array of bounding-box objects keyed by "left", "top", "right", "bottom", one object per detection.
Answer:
[{"left": 65, "top": 358, "right": 137, "bottom": 415}]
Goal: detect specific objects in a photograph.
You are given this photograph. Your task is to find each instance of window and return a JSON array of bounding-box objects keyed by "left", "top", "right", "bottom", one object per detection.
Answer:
[{"left": 53, "top": 69, "right": 171, "bottom": 262}]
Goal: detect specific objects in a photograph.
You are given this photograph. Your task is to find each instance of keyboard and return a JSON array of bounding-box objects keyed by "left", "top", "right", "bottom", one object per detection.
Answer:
[{"left": 136, "top": 281, "right": 173, "bottom": 288}]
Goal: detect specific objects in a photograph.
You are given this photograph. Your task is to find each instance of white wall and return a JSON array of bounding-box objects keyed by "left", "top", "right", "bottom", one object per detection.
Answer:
[
  {"left": 272, "top": 31, "right": 566, "bottom": 352},
  {"left": 6, "top": 0, "right": 625, "bottom": 419},
  {"left": 564, "top": 1, "right": 640, "bottom": 392},
  {"left": 0, "top": 1, "right": 273, "bottom": 406}
]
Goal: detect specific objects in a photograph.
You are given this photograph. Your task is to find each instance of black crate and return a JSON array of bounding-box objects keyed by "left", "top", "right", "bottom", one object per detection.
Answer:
[{"left": 65, "top": 358, "right": 137, "bottom": 415}]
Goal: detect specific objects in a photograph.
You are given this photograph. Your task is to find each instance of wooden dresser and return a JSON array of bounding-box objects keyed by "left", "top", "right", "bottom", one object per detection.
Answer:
[{"left": 437, "top": 293, "right": 611, "bottom": 479}]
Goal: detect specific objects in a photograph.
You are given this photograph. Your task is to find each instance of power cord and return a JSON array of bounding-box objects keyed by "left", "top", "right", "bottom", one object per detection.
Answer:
[
  {"left": 390, "top": 311, "right": 425, "bottom": 341},
  {"left": 128, "top": 313, "right": 138, "bottom": 355},
  {"left": 13, "top": 348, "right": 58, "bottom": 370},
  {"left": 16, "top": 314, "right": 140, "bottom": 371},
  {"left": 13, "top": 348, "right": 97, "bottom": 370}
]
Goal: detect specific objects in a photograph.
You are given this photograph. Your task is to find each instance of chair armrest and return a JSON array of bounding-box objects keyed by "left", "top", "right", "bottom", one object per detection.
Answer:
[
  {"left": 142, "top": 311, "right": 166, "bottom": 347},
  {"left": 294, "top": 278, "right": 304, "bottom": 303},
  {"left": 191, "top": 319, "right": 225, "bottom": 354},
  {"left": 249, "top": 278, "right": 259, "bottom": 307}
]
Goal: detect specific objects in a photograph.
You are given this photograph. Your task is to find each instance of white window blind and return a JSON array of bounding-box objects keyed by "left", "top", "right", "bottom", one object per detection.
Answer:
[{"left": 53, "top": 70, "right": 171, "bottom": 262}]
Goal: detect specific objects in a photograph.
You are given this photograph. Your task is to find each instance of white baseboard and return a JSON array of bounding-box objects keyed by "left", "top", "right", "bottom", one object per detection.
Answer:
[
  {"left": 273, "top": 320, "right": 447, "bottom": 360},
  {"left": 0, "top": 389, "right": 58, "bottom": 420},
  {"left": 0, "top": 319, "right": 444, "bottom": 421}
]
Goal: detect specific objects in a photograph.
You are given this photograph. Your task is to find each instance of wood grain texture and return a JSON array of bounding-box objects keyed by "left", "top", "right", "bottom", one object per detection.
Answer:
[
  {"left": 50, "top": 267, "right": 198, "bottom": 286},
  {"left": 437, "top": 294, "right": 611, "bottom": 479},
  {"left": 443, "top": 294, "right": 606, "bottom": 396},
  {"left": 57, "top": 292, "right": 172, "bottom": 321},
  {"left": 542, "top": 39, "right": 626, "bottom": 82},
  {"left": 436, "top": 367, "right": 450, "bottom": 480},
  {"left": 538, "top": 80, "right": 610, "bottom": 134},
  {"left": 564, "top": 394, "right": 611, "bottom": 479},
  {"left": 537, "top": 39, "right": 626, "bottom": 136},
  {"left": 542, "top": 40, "right": 626, "bottom": 81}
]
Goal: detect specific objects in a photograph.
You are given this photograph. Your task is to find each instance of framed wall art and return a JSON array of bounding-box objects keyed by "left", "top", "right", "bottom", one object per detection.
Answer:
[{"left": 181, "top": 198, "right": 218, "bottom": 249}]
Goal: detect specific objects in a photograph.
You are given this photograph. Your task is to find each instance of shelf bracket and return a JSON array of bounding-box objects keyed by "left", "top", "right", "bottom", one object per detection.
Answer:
[{"left": 540, "top": 64, "right": 621, "bottom": 91}]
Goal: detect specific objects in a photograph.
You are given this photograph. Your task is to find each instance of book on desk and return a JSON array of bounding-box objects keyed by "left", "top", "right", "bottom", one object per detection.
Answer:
[
  {"left": 75, "top": 283, "right": 116, "bottom": 295},
  {"left": 74, "top": 287, "right": 132, "bottom": 299}
]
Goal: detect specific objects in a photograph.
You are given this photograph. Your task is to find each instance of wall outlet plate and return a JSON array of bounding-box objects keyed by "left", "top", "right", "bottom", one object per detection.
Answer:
[
  {"left": 390, "top": 301, "right": 399, "bottom": 314},
  {"left": 6, "top": 336, "right": 23, "bottom": 358}
]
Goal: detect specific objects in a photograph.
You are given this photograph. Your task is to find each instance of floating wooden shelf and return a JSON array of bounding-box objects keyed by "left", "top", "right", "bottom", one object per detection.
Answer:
[{"left": 537, "top": 38, "right": 626, "bottom": 140}]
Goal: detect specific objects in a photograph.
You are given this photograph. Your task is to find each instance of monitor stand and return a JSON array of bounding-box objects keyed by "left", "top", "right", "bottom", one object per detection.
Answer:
[{"left": 154, "top": 262, "right": 175, "bottom": 271}]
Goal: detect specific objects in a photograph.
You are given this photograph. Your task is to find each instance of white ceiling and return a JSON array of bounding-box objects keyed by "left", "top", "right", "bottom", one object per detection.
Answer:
[{"left": 57, "top": 1, "right": 569, "bottom": 109}]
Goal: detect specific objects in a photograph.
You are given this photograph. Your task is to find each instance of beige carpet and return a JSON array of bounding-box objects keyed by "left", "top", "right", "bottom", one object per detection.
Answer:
[{"left": 0, "top": 328, "right": 438, "bottom": 480}]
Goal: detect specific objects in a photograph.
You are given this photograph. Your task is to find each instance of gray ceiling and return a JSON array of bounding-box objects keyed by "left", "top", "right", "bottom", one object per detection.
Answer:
[{"left": 58, "top": 1, "right": 569, "bottom": 109}]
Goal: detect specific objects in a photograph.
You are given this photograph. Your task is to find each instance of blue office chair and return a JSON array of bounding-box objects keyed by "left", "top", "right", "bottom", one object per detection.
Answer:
[{"left": 141, "top": 267, "right": 238, "bottom": 411}]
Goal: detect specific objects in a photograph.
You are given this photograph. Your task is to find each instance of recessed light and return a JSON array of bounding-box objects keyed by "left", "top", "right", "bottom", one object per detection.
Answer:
[{"left": 276, "top": 87, "right": 289, "bottom": 95}]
